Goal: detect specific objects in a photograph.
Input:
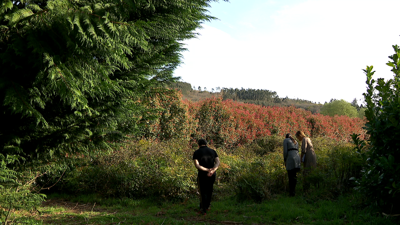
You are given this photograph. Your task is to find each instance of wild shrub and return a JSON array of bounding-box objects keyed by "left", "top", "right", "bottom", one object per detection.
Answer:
[
  {"left": 307, "top": 142, "right": 363, "bottom": 197},
  {"left": 48, "top": 135, "right": 363, "bottom": 202},
  {"left": 141, "top": 90, "right": 193, "bottom": 141},
  {"left": 354, "top": 45, "right": 400, "bottom": 213},
  {"left": 0, "top": 154, "right": 45, "bottom": 225},
  {"left": 230, "top": 137, "right": 362, "bottom": 201},
  {"left": 190, "top": 98, "right": 237, "bottom": 148},
  {"left": 234, "top": 160, "right": 271, "bottom": 202},
  {"left": 233, "top": 153, "right": 286, "bottom": 202},
  {"left": 252, "top": 135, "right": 284, "bottom": 155},
  {"left": 54, "top": 139, "right": 197, "bottom": 199}
]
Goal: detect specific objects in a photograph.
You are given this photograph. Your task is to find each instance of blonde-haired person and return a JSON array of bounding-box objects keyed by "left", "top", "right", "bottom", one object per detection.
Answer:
[{"left": 295, "top": 131, "right": 316, "bottom": 190}]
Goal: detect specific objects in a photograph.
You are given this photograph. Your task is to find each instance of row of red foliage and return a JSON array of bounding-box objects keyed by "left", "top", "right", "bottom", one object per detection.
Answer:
[{"left": 144, "top": 91, "right": 366, "bottom": 147}]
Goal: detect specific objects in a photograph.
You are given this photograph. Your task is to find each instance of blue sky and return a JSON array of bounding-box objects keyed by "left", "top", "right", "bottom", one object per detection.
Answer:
[{"left": 173, "top": 0, "right": 400, "bottom": 104}]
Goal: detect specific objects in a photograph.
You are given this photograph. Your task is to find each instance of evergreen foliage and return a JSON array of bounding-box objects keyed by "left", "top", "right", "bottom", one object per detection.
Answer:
[
  {"left": 351, "top": 98, "right": 361, "bottom": 110},
  {"left": 222, "top": 87, "right": 278, "bottom": 101},
  {"left": 220, "top": 87, "right": 322, "bottom": 113},
  {"left": 0, "top": 0, "right": 223, "bottom": 161},
  {"left": 354, "top": 45, "right": 400, "bottom": 213}
]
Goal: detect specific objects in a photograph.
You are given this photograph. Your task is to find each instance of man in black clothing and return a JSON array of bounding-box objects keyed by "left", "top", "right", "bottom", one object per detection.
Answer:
[{"left": 193, "top": 139, "right": 220, "bottom": 215}]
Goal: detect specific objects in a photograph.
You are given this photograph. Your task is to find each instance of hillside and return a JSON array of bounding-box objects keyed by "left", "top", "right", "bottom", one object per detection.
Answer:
[{"left": 167, "top": 81, "right": 323, "bottom": 114}]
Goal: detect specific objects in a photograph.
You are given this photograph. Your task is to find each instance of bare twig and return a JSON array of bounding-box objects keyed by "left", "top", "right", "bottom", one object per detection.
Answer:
[
  {"left": 26, "top": 171, "right": 48, "bottom": 186},
  {"left": 117, "top": 218, "right": 126, "bottom": 225},
  {"left": 40, "top": 168, "right": 67, "bottom": 191},
  {"left": 91, "top": 202, "right": 96, "bottom": 212},
  {"left": 382, "top": 212, "right": 400, "bottom": 217},
  {"left": 72, "top": 202, "right": 79, "bottom": 209},
  {"left": 4, "top": 202, "right": 13, "bottom": 225}
]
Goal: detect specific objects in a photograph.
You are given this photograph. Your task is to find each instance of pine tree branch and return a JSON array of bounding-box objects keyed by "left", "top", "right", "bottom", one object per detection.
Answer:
[
  {"left": 11, "top": 82, "right": 35, "bottom": 115},
  {"left": 65, "top": 7, "right": 131, "bottom": 26},
  {"left": 53, "top": 62, "right": 72, "bottom": 92},
  {"left": 86, "top": 11, "right": 130, "bottom": 26}
]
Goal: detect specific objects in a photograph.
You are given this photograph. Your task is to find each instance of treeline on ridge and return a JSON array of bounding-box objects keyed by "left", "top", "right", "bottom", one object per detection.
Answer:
[
  {"left": 167, "top": 81, "right": 322, "bottom": 114},
  {"left": 220, "top": 87, "right": 321, "bottom": 114}
]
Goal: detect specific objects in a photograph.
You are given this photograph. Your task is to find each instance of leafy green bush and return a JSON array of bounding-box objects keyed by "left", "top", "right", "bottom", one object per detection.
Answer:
[
  {"left": 320, "top": 100, "right": 358, "bottom": 118},
  {"left": 308, "top": 142, "right": 363, "bottom": 197},
  {"left": 355, "top": 47, "right": 400, "bottom": 212}
]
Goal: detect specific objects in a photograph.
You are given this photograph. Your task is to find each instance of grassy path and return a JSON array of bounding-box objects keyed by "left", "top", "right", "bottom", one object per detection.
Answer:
[{"left": 13, "top": 193, "right": 398, "bottom": 224}]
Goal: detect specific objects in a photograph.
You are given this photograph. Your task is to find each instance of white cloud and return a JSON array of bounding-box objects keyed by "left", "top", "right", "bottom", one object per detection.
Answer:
[{"left": 174, "top": 0, "right": 400, "bottom": 103}]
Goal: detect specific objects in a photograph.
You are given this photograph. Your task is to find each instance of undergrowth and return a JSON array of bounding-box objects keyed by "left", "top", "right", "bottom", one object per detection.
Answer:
[
  {"left": 38, "top": 136, "right": 364, "bottom": 203},
  {"left": 5, "top": 135, "right": 392, "bottom": 224}
]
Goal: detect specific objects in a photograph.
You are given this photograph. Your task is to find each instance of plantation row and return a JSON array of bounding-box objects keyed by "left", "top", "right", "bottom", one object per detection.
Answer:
[{"left": 142, "top": 90, "right": 366, "bottom": 148}]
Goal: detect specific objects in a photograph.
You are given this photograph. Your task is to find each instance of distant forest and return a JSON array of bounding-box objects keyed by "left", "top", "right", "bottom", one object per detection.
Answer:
[{"left": 167, "top": 81, "right": 322, "bottom": 114}]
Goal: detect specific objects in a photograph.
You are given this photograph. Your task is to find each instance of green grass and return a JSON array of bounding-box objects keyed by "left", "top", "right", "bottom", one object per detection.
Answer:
[{"left": 10, "top": 192, "right": 398, "bottom": 225}]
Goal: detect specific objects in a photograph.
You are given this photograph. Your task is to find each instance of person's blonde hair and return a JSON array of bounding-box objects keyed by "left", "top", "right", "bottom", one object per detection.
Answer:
[{"left": 295, "top": 131, "right": 306, "bottom": 139}]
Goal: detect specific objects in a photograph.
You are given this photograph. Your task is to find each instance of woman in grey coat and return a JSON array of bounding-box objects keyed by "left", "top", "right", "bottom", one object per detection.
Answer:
[{"left": 283, "top": 133, "right": 301, "bottom": 196}]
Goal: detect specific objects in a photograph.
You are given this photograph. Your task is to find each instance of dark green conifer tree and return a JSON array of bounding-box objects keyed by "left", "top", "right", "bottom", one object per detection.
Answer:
[{"left": 0, "top": 0, "right": 224, "bottom": 161}]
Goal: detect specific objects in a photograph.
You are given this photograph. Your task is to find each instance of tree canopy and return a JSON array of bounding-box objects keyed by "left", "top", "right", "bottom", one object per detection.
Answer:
[
  {"left": 320, "top": 99, "right": 358, "bottom": 118},
  {"left": 0, "top": 0, "right": 223, "bottom": 161}
]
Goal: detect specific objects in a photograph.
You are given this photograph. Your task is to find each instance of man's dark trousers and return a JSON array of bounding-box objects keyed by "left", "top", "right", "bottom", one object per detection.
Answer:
[
  {"left": 198, "top": 173, "right": 216, "bottom": 213},
  {"left": 288, "top": 168, "right": 300, "bottom": 196},
  {"left": 287, "top": 168, "right": 299, "bottom": 196}
]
